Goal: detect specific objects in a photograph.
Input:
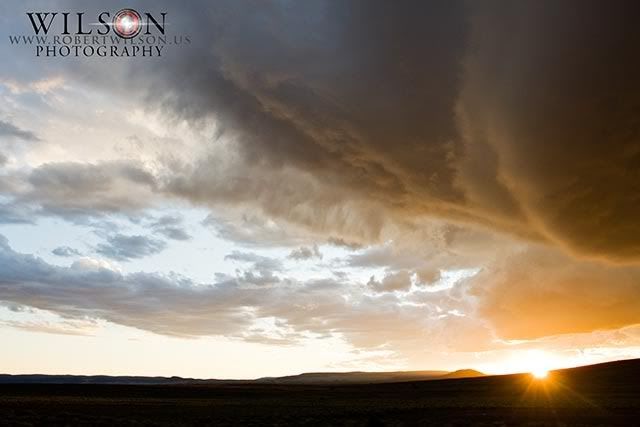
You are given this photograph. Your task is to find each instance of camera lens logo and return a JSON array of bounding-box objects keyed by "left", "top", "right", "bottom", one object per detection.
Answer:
[{"left": 113, "top": 9, "right": 142, "bottom": 39}]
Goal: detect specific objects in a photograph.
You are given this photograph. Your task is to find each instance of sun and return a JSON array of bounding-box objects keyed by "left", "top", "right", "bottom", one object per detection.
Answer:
[
  {"left": 531, "top": 368, "right": 548, "bottom": 379},
  {"left": 500, "top": 349, "right": 556, "bottom": 379}
]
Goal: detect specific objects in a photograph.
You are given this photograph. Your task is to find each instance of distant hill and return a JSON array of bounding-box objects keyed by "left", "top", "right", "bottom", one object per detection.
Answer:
[
  {"left": 0, "top": 368, "right": 485, "bottom": 385},
  {"left": 0, "top": 374, "right": 228, "bottom": 385},
  {"left": 255, "top": 370, "right": 451, "bottom": 384},
  {"left": 439, "top": 369, "right": 485, "bottom": 379}
]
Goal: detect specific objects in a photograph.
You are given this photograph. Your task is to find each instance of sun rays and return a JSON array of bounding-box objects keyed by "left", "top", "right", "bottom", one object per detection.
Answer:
[{"left": 531, "top": 368, "right": 549, "bottom": 379}]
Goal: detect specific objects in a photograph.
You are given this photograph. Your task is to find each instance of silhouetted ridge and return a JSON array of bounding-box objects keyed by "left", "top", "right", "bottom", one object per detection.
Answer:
[{"left": 0, "top": 368, "right": 486, "bottom": 385}]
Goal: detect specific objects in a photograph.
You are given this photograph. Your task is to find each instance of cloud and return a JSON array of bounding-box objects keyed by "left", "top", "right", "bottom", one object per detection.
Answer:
[
  {"left": 224, "top": 250, "right": 283, "bottom": 271},
  {"left": 203, "top": 210, "right": 322, "bottom": 248},
  {"left": 0, "top": 233, "right": 491, "bottom": 352},
  {"left": 0, "top": 76, "right": 65, "bottom": 95},
  {"left": 0, "top": 119, "right": 40, "bottom": 142},
  {"left": 149, "top": 215, "right": 191, "bottom": 241},
  {"left": 1, "top": 0, "right": 640, "bottom": 360},
  {"left": 288, "top": 245, "right": 322, "bottom": 261},
  {"left": 456, "top": 1, "right": 640, "bottom": 262},
  {"left": 1, "top": 161, "right": 159, "bottom": 221},
  {"left": 0, "top": 234, "right": 252, "bottom": 337},
  {"left": 95, "top": 234, "right": 167, "bottom": 262},
  {"left": 470, "top": 245, "right": 640, "bottom": 340},
  {"left": 367, "top": 270, "right": 412, "bottom": 293},
  {"left": 3, "top": 1, "right": 640, "bottom": 265},
  {"left": 0, "top": 202, "right": 35, "bottom": 224},
  {"left": 224, "top": 250, "right": 282, "bottom": 285},
  {"left": 51, "top": 246, "right": 81, "bottom": 257},
  {"left": 139, "top": 1, "right": 640, "bottom": 264},
  {"left": 327, "top": 237, "right": 362, "bottom": 250},
  {"left": 0, "top": 318, "right": 96, "bottom": 336},
  {"left": 29, "top": 1, "right": 462, "bottom": 246}
]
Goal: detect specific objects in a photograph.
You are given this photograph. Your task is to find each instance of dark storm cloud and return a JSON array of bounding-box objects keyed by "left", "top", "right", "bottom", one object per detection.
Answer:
[
  {"left": 26, "top": 0, "right": 467, "bottom": 245},
  {"left": 133, "top": 0, "right": 640, "bottom": 263},
  {"left": 144, "top": 0, "right": 640, "bottom": 344},
  {"left": 96, "top": 234, "right": 167, "bottom": 261},
  {"left": 0, "top": 119, "right": 39, "bottom": 142},
  {"left": 457, "top": 1, "right": 640, "bottom": 262},
  {"left": 3, "top": 1, "right": 640, "bottom": 262},
  {"left": 152, "top": 1, "right": 472, "bottom": 243}
]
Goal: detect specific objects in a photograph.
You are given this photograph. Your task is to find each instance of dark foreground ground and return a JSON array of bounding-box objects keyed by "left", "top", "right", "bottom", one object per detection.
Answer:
[{"left": 1, "top": 359, "right": 639, "bottom": 426}]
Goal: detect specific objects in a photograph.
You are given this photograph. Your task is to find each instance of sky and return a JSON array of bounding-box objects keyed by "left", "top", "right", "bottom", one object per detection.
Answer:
[{"left": 1, "top": 0, "right": 640, "bottom": 379}]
